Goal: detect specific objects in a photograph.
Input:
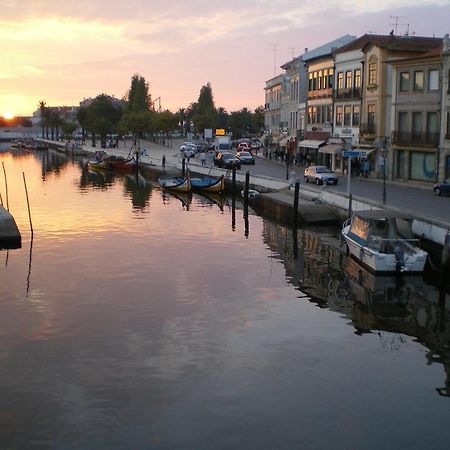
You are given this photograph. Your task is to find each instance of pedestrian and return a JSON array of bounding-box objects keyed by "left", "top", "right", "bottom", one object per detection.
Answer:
[
  {"left": 306, "top": 154, "right": 311, "bottom": 167},
  {"left": 362, "top": 160, "right": 369, "bottom": 178},
  {"left": 201, "top": 152, "right": 206, "bottom": 166},
  {"left": 162, "top": 154, "right": 166, "bottom": 169}
]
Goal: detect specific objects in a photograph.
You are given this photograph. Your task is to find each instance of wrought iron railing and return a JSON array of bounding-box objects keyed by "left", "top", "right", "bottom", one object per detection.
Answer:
[{"left": 391, "top": 131, "right": 439, "bottom": 147}]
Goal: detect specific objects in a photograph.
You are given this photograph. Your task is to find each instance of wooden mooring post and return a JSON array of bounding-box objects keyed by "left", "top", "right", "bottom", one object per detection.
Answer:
[
  {"left": 182, "top": 157, "right": 186, "bottom": 178},
  {"left": 293, "top": 181, "right": 300, "bottom": 225},
  {"left": 348, "top": 193, "right": 353, "bottom": 219}
]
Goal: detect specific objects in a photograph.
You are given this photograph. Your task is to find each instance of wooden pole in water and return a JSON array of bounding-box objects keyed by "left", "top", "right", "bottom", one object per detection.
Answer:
[
  {"left": 2, "top": 161, "right": 9, "bottom": 211},
  {"left": 182, "top": 157, "right": 186, "bottom": 178},
  {"left": 348, "top": 193, "right": 353, "bottom": 219},
  {"left": 232, "top": 165, "right": 236, "bottom": 198},
  {"left": 293, "top": 181, "right": 300, "bottom": 224},
  {"left": 244, "top": 170, "right": 250, "bottom": 204},
  {"left": 0, "top": 191, "right": 3, "bottom": 207},
  {"left": 22, "top": 172, "right": 33, "bottom": 236},
  {"left": 440, "top": 233, "right": 450, "bottom": 279}
]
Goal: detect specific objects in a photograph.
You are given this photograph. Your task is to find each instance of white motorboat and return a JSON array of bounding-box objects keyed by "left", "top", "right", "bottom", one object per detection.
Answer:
[{"left": 342, "top": 210, "right": 428, "bottom": 273}]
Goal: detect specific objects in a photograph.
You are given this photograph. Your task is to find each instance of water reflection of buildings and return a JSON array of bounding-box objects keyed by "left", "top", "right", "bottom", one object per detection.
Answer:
[{"left": 262, "top": 220, "right": 450, "bottom": 397}]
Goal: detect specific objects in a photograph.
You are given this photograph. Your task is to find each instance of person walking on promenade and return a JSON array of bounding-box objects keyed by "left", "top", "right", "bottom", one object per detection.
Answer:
[
  {"left": 201, "top": 152, "right": 206, "bottom": 166},
  {"left": 162, "top": 154, "right": 166, "bottom": 170}
]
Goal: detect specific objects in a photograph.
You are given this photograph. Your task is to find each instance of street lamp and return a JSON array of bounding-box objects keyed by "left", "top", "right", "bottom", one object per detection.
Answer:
[{"left": 381, "top": 139, "right": 388, "bottom": 204}]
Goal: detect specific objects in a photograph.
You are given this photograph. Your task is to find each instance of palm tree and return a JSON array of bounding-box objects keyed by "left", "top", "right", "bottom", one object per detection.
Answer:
[
  {"left": 38, "top": 100, "right": 46, "bottom": 138},
  {"left": 75, "top": 106, "right": 88, "bottom": 144}
]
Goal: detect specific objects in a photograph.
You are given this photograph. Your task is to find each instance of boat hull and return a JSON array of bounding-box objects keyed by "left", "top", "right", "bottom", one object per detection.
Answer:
[
  {"left": 342, "top": 225, "right": 427, "bottom": 273},
  {"left": 158, "top": 177, "right": 191, "bottom": 192},
  {"left": 190, "top": 175, "right": 224, "bottom": 193}
]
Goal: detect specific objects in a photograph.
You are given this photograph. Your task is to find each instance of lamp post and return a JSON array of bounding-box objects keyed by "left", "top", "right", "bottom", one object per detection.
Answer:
[{"left": 381, "top": 139, "right": 388, "bottom": 204}]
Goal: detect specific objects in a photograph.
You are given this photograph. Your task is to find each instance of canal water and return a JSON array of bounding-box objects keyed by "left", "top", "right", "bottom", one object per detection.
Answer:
[{"left": 0, "top": 145, "right": 449, "bottom": 450}]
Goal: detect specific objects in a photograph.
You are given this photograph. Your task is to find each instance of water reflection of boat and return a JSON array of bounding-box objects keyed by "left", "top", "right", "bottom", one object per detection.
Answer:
[
  {"left": 195, "top": 191, "right": 226, "bottom": 212},
  {"left": 161, "top": 190, "right": 192, "bottom": 209},
  {"left": 190, "top": 175, "right": 224, "bottom": 193},
  {"left": 105, "top": 155, "right": 136, "bottom": 172},
  {"left": 342, "top": 210, "right": 428, "bottom": 273}
]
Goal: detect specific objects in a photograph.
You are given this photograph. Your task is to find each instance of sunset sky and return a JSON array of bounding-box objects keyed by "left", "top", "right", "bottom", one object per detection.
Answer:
[{"left": 1, "top": 0, "right": 449, "bottom": 117}]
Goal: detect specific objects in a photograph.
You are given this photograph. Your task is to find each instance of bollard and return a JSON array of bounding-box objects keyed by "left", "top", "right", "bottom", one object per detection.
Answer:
[
  {"left": 182, "top": 157, "right": 186, "bottom": 178},
  {"left": 244, "top": 171, "right": 250, "bottom": 204}
]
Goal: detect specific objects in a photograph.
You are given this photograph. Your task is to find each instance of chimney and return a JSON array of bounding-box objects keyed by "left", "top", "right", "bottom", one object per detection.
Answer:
[
  {"left": 444, "top": 34, "right": 450, "bottom": 53},
  {"left": 304, "top": 48, "right": 308, "bottom": 53}
]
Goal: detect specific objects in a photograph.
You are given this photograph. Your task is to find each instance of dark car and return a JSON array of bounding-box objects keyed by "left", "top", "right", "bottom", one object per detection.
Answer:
[
  {"left": 433, "top": 178, "right": 450, "bottom": 196},
  {"left": 236, "top": 150, "right": 255, "bottom": 165},
  {"left": 214, "top": 152, "right": 241, "bottom": 169}
]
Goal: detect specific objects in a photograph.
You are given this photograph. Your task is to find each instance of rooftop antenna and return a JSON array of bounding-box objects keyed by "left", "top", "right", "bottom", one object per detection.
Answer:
[
  {"left": 269, "top": 44, "right": 278, "bottom": 76},
  {"left": 288, "top": 47, "right": 299, "bottom": 60},
  {"left": 390, "top": 15, "right": 407, "bottom": 35}
]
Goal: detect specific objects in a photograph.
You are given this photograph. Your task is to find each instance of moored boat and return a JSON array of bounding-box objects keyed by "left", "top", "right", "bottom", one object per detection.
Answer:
[
  {"left": 342, "top": 210, "right": 428, "bottom": 273},
  {"left": 158, "top": 176, "right": 191, "bottom": 192},
  {"left": 190, "top": 175, "right": 224, "bottom": 193},
  {"left": 105, "top": 155, "right": 136, "bottom": 172}
]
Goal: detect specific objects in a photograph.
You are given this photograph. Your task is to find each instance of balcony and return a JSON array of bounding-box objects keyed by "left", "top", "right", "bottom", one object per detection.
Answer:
[
  {"left": 308, "top": 88, "right": 332, "bottom": 100},
  {"left": 360, "top": 123, "right": 376, "bottom": 138},
  {"left": 333, "top": 87, "right": 361, "bottom": 100},
  {"left": 391, "top": 131, "right": 440, "bottom": 147}
]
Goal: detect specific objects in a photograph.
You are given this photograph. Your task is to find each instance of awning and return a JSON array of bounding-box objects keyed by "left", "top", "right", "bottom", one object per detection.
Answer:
[
  {"left": 353, "top": 146, "right": 375, "bottom": 157},
  {"left": 318, "top": 144, "right": 343, "bottom": 155},
  {"left": 279, "top": 136, "right": 294, "bottom": 146},
  {"left": 298, "top": 140, "right": 325, "bottom": 149}
]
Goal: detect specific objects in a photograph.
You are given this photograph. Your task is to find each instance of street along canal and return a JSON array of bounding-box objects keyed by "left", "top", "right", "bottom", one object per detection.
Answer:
[{"left": 1, "top": 145, "right": 449, "bottom": 450}]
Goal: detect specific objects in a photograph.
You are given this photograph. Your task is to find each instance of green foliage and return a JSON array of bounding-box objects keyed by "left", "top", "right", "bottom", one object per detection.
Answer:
[
  {"left": 61, "top": 121, "right": 77, "bottom": 140},
  {"left": 86, "top": 94, "right": 123, "bottom": 143},
  {"left": 127, "top": 74, "right": 151, "bottom": 113},
  {"left": 119, "top": 111, "right": 154, "bottom": 137},
  {"left": 190, "top": 83, "right": 217, "bottom": 133}
]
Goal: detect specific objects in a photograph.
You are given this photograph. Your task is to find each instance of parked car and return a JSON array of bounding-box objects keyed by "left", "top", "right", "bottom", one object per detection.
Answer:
[
  {"left": 180, "top": 142, "right": 196, "bottom": 158},
  {"left": 237, "top": 142, "right": 252, "bottom": 152},
  {"left": 433, "top": 178, "right": 450, "bottom": 196},
  {"left": 304, "top": 166, "right": 338, "bottom": 185},
  {"left": 214, "top": 152, "right": 241, "bottom": 169},
  {"left": 236, "top": 150, "right": 255, "bottom": 165}
]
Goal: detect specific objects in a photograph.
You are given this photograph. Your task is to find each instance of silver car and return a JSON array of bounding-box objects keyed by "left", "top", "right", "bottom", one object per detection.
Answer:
[{"left": 304, "top": 166, "right": 338, "bottom": 185}]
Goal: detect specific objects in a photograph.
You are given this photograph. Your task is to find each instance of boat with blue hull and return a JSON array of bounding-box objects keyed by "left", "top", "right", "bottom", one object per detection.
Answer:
[{"left": 190, "top": 175, "right": 224, "bottom": 193}]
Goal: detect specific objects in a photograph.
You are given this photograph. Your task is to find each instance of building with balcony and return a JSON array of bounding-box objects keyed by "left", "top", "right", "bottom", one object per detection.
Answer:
[
  {"left": 356, "top": 34, "right": 442, "bottom": 178},
  {"left": 440, "top": 34, "right": 450, "bottom": 181},
  {"left": 264, "top": 74, "right": 287, "bottom": 142},
  {"left": 389, "top": 43, "right": 443, "bottom": 182},
  {"left": 302, "top": 34, "right": 356, "bottom": 165},
  {"left": 279, "top": 55, "right": 307, "bottom": 144}
]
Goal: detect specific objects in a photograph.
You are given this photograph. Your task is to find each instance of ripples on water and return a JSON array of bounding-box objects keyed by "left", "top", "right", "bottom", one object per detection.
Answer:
[{"left": 0, "top": 148, "right": 449, "bottom": 450}]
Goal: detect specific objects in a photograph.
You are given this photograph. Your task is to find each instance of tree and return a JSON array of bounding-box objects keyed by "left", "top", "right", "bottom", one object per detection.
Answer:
[
  {"left": 38, "top": 100, "right": 47, "bottom": 138},
  {"left": 191, "top": 83, "right": 217, "bottom": 135},
  {"left": 61, "top": 121, "right": 77, "bottom": 141},
  {"left": 228, "top": 108, "right": 253, "bottom": 138},
  {"left": 252, "top": 106, "right": 265, "bottom": 136},
  {"left": 127, "top": 74, "right": 151, "bottom": 113},
  {"left": 118, "top": 110, "right": 154, "bottom": 147},
  {"left": 75, "top": 106, "right": 88, "bottom": 143},
  {"left": 85, "top": 94, "right": 123, "bottom": 147}
]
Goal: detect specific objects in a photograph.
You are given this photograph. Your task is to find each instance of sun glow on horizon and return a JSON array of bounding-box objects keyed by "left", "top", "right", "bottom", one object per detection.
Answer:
[{"left": 3, "top": 111, "right": 14, "bottom": 119}]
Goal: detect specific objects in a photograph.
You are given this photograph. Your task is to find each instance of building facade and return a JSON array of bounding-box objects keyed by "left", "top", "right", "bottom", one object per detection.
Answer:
[{"left": 264, "top": 74, "right": 286, "bottom": 140}]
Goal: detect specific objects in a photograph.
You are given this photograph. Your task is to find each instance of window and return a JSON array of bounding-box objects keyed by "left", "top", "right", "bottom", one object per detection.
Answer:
[
  {"left": 336, "top": 106, "right": 343, "bottom": 126},
  {"left": 322, "top": 70, "right": 328, "bottom": 90},
  {"left": 344, "top": 106, "right": 351, "bottom": 126},
  {"left": 399, "top": 72, "right": 410, "bottom": 92},
  {"left": 309, "top": 73, "right": 313, "bottom": 91},
  {"left": 447, "top": 111, "right": 450, "bottom": 138},
  {"left": 412, "top": 112, "right": 422, "bottom": 138},
  {"left": 397, "top": 150, "right": 406, "bottom": 179},
  {"left": 318, "top": 71, "right": 323, "bottom": 90},
  {"left": 354, "top": 69, "right": 361, "bottom": 88},
  {"left": 328, "top": 69, "right": 334, "bottom": 88},
  {"left": 345, "top": 71, "right": 352, "bottom": 89},
  {"left": 337, "top": 72, "right": 344, "bottom": 89},
  {"left": 313, "top": 72, "right": 318, "bottom": 90},
  {"left": 398, "top": 112, "right": 408, "bottom": 132},
  {"left": 327, "top": 105, "right": 333, "bottom": 123},
  {"left": 352, "top": 105, "right": 360, "bottom": 125},
  {"left": 368, "top": 63, "right": 377, "bottom": 85},
  {"left": 413, "top": 71, "right": 424, "bottom": 91},
  {"left": 368, "top": 104, "right": 376, "bottom": 125},
  {"left": 308, "top": 107, "right": 313, "bottom": 124},
  {"left": 312, "top": 107, "right": 317, "bottom": 124},
  {"left": 427, "top": 112, "right": 438, "bottom": 143},
  {"left": 428, "top": 70, "right": 439, "bottom": 91}
]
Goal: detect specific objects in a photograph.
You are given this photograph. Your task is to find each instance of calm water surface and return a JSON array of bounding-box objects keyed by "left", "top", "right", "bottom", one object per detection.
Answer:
[{"left": 0, "top": 146, "right": 449, "bottom": 449}]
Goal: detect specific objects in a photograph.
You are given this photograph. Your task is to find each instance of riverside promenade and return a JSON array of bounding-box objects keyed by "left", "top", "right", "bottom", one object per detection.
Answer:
[{"left": 35, "top": 137, "right": 449, "bottom": 248}]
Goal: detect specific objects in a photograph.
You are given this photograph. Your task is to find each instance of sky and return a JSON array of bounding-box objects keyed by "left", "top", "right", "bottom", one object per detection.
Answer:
[{"left": 1, "top": 0, "right": 449, "bottom": 117}]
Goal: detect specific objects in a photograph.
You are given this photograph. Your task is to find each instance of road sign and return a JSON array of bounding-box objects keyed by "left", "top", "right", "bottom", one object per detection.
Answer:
[{"left": 343, "top": 150, "right": 368, "bottom": 158}]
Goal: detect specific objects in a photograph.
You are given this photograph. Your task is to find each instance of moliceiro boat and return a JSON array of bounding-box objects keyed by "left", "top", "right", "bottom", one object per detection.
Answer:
[
  {"left": 158, "top": 176, "right": 191, "bottom": 193},
  {"left": 190, "top": 175, "right": 224, "bottom": 193},
  {"left": 342, "top": 210, "right": 428, "bottom": 273}
]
